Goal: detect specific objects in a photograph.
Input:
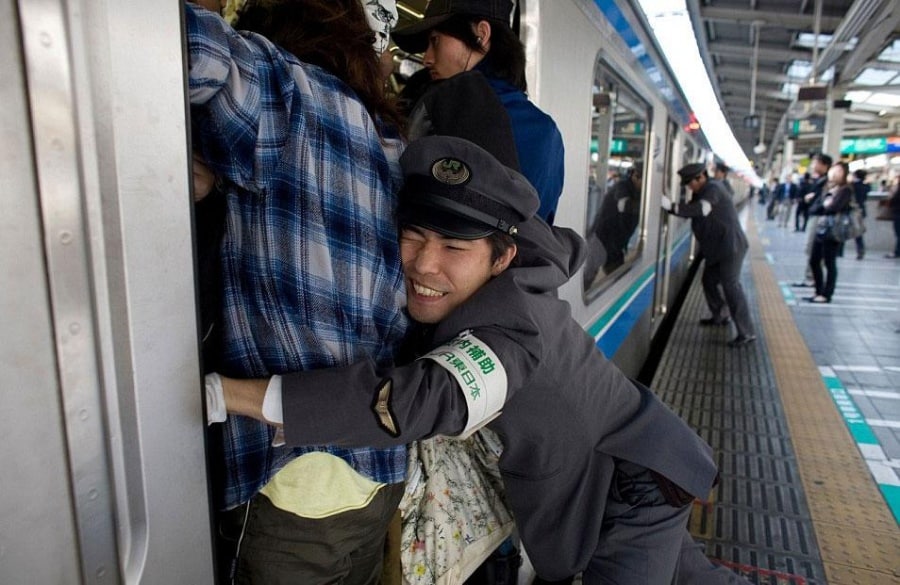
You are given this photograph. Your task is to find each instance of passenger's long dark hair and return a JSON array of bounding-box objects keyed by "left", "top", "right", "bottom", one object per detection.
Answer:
[
  {"left": 433, "top": 15, "right": 528, "bottom": 92},
  {"left": 238, "top": 0, "right": 403, "bottom": 132}
]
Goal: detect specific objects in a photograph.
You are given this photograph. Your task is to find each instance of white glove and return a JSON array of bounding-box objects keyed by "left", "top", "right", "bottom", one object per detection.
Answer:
[
  {"left": 262, "top": 375, "right": 284, "bottom": 425},
  {"left": 660, "top": 195, "right": 673, "bottom": 211},
  {"left": 204, "top": 373, "right": 227, "bottom": 425}
]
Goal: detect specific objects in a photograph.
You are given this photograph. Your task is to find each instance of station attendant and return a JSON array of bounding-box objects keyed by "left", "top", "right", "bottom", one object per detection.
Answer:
[
  {"left": 662, "top": 163, "right": 756, "bottom": 347},
  {"left": 208, "top": 136, "right": 747, "bottom": 584}
]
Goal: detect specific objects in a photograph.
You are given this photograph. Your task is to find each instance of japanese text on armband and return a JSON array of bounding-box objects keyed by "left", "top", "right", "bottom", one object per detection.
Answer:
[{"left": 421, "top": 331, "right": 508, "bottom": 439}]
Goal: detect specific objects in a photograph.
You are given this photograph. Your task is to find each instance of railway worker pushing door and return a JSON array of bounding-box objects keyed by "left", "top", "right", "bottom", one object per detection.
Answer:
[
  {"left": 207, "top": 135, "right": 751, "bottom": 584},
  {"left": 661, "top": 163, "right": 757, "bottom": 348}
]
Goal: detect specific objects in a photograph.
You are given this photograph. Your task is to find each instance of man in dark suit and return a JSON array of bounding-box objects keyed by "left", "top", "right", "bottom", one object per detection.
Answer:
[{"left": 662, "top": 163, "right": 756, "bottom": 347}]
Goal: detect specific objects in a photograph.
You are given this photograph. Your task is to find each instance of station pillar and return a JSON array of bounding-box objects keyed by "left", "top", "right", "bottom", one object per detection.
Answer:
[
  {"left": 782, "top": 138, "right": 795, "bottom": 180},
  {"left": 822, "top": 92, "right": 846, "bottom": 159}
]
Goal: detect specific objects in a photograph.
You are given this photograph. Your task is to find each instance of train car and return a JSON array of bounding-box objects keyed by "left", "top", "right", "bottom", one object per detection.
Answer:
[{"left": 1, "top": 0, "right": 745, "bottom": 582}]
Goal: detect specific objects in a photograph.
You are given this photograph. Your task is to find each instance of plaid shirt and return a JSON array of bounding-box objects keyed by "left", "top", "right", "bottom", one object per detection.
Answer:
[{"left": 186, "top": 5, "right": 409, "bottom": 509}]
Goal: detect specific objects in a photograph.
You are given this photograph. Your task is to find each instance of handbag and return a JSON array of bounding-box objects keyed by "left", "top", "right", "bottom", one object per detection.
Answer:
[
  {"left": 815, "top": 215, "right": 836, "bottom": 242},
  {"left": 816, "top": 201, "right": 865, "bottom": 243}
]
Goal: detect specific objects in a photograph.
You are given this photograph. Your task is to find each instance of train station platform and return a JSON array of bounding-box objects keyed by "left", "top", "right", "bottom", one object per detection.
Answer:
[{"left": 650, "top": 200, "right": 900, "bottom": 584}]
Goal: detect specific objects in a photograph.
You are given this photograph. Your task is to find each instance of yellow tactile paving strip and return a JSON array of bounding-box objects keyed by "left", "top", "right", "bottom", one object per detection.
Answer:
[{"left": 747, "top": 214, "right": 900, "bottom": 584}]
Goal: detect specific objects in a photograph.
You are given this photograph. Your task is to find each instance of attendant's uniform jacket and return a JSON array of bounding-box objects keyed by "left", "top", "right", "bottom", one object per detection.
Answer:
[
  {"left": 670, "top": 179, "right": 748, "bottom": 266},
  {"left": 279, "top": 220, "right": 718, "bottom": 579}
]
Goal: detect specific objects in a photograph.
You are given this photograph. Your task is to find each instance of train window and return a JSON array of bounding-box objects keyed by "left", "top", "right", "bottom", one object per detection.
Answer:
[{"left": 583, "top": 59, "right": 651, "bottom": 297}]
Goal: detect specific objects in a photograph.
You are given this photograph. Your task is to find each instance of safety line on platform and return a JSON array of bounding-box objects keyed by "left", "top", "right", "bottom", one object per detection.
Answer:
[{"left": 819, "top": 366, "right": 900, "bottom": 524}]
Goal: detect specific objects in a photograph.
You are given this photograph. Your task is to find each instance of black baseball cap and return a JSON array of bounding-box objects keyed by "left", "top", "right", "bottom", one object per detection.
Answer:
[
  {"left": 392, "top": 0, "right": 514, "bottom": 53},
  {"left": 397, "top": 135, "right": 538, "bottom": 240}
]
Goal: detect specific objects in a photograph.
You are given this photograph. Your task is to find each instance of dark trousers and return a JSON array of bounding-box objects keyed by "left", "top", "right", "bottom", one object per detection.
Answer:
[
  {"left": 795, "top": 201, "right": 809, "bottom": 231},
  {"left": 810, "top": 237, "right": 840, "bottom": 299},
  {"left": 894, "top": 217, "right": 900, "bottom": 256},
  {"left": 701, "top": 252, "right": 754, "bottom": 337},
  {"left": 580, "top": 461, "right": 691, "bottom": 585},
  {"left": 226, "top": 482, "right": 404, "bottom": 585}
]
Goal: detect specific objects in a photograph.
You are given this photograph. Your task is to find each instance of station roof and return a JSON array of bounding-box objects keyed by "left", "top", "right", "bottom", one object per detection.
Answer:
[{"left": 685, "top": 0, "right": 899, "bottom": 166}]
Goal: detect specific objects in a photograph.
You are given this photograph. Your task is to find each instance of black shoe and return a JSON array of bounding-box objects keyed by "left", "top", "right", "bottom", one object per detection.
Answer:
[
  {"left": 699, "top": 317, "right": 730, "bottom": 327},
  {"left": 728, "top": 334, "right": 757, "bottom": 348},
  {"left": 792, "top": 281, "right": 815, "bottom": 287}
]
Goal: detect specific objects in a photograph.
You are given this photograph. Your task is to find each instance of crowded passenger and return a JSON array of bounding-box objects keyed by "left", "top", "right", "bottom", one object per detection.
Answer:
[
  {"left": 391, "top": 0, "right": 566, "bottom": 224},
  {"left": 806, "top": 161, "right": 853, "bottom": 303},
  {"left": 185, "top": 1, "right": 411, "bottom": 582},
  {"left": 795, "top": 172, "right": 813, "bottom": 232},
  {"left": 713, "top": 161, "right": 734, "bottom": 197},
  {"left": 662, "top": 163, "right": 757, "bottom": 347},
  {"left": 884, "top": 175, "right": 900, "bottom": 259},
  {"left": 207, "top": 134, "right": 751, "bottom": 585},
  {"left": 851, "top": 169, "right": 870, "bottom": 260}
]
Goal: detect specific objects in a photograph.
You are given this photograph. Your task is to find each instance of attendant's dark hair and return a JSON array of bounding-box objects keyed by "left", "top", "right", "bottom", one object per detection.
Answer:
[
  {"left": 238, "top": 0, "right": 403, "bottom": 132},
  {"left": 487, "top": 230, "right": 518, "bottom": 264},
  {"left": 433, "top": 15, "right": 527, "bottom": 92}
]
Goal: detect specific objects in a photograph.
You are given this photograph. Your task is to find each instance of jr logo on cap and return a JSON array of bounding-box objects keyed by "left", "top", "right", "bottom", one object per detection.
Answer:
[{"left": 432, "top": 158, "right": 471, "bottom": 185}]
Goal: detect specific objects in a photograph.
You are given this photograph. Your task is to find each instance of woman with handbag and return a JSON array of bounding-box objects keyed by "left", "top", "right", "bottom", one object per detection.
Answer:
[{"left": 807, "top": 161, "right": 853, "bottom": 303}]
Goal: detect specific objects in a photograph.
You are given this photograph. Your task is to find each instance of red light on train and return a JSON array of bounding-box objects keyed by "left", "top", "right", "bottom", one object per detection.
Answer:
[{"left": 684, "top": 113, "right": 701, "bottom": 133}]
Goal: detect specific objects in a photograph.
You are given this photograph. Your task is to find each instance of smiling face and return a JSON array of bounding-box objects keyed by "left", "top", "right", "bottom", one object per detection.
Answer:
[{"left": 400, "top": 225, "right": 515, "bottom": 323}]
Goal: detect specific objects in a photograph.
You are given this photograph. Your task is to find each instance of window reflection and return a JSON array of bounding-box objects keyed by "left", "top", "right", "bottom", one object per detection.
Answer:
[{"left": 584, "top": 61, "right": 651, "bottom": 293}]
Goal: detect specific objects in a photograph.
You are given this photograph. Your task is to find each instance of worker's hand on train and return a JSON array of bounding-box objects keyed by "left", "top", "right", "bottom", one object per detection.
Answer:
[
  {"left": 204, "top": 373, "right": 228, "bottom": 425},
  {"left": 660, "top": 195, "right": 673, "bottom": 212}
]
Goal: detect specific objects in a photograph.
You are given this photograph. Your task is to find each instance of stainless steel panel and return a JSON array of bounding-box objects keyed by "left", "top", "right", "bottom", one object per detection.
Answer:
[
  {"left": 1, "top": 1, "right": 82, "bottom": 582},
  {"left": 9, "top": 0, "right": 214, "bottom": 582}
]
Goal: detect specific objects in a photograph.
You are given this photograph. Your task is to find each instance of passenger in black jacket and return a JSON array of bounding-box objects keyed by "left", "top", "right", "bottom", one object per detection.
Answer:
[{"left": 207, "top": 136, "right": 751, "bottom": 584}]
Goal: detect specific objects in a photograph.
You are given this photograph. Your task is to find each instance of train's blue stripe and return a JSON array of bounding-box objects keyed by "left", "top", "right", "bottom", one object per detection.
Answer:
[
  {"left": 592, "top": 0, "right": 690, "bottom": 125},
  {"left": 587, "top": 231, "right": 692, "bottom": 357}
]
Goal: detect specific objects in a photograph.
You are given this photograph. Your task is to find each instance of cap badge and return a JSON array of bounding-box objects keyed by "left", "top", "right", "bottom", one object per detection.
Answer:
[{"left": 432, "top": 158, "right": 471, "bottom": 185}]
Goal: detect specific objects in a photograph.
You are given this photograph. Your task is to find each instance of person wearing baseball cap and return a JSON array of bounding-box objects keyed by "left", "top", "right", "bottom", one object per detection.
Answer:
[
  {"left": 662, "top": 163, "right": 756, "bottom": 347},
  {"left": 208, "top": 136, "right": 745, "bottom": 584},
  {"left": 393, "top": 0, "right": 567, "bottom": 225}
]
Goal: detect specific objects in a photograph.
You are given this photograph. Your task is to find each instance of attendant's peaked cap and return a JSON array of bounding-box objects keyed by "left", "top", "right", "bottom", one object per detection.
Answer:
[
  {"left": 678, "top": 162, "right": 707, "bottom": 186},
  {"left": 398, "top": 135, "right": 538, "bottom": 240}
]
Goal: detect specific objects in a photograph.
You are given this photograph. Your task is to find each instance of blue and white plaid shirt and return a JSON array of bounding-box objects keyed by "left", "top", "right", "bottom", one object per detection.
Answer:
[{"left": 186, "top": 5, "right": 409, "bottom": 510}]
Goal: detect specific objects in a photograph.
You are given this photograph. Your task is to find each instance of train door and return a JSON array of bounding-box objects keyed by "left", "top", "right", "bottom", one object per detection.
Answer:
[
  {"left": 651, "top": 120, "right": 680, "bottom": 330},
  {"left": 2, "top": 2, "right": 214, "bottom": 583}
]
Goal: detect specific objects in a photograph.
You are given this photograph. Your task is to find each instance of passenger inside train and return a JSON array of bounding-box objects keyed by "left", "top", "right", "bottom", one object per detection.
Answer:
[
  {"left": 186, "top": 1, "right": 411, "bottom": 583},
  {"left": 391, "top": 0, "right": 566, "bottom": 225}
]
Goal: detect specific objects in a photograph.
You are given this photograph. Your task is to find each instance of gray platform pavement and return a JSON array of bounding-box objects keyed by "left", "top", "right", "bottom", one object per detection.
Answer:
[{"left": 753, "top": 198, "right": 900, "bottom": 520}]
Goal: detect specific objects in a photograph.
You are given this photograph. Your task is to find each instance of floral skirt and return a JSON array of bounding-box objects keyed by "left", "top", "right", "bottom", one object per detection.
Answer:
[{"left": 399, "top": 430, "right": 515, "bottom": 585}]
